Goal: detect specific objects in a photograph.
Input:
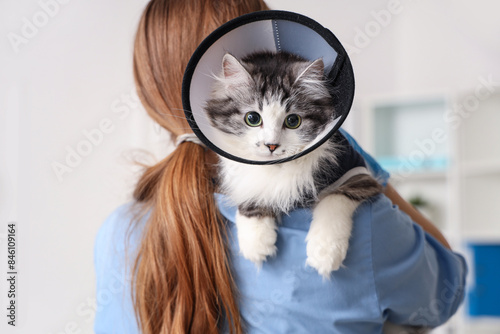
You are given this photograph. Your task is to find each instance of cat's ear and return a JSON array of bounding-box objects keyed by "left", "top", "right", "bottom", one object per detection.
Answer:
[
  {"left": 294, "top": 58, "right": 325, "bottom": 84},
  {"left": 221, "top": 53, "right": 252, "bottom": 86}
]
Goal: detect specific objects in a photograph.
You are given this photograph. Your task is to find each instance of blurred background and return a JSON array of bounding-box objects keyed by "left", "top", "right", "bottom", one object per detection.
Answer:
[{"left": 1, "top": 0, "right": 499, "bottom": 333}]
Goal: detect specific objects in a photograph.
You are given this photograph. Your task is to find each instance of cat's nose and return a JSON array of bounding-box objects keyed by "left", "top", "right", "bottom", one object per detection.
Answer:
[{"left": 265, "top": 144, "right": 280, "bottom": 153}]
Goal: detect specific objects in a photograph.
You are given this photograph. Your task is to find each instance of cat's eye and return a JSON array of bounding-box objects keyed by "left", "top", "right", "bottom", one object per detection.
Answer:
[
  {"left": 245, "top": 112, "right": 262, "bottom": 127},
  {"left": 284, "top": 114, "right": 302, "bottom": 129}
]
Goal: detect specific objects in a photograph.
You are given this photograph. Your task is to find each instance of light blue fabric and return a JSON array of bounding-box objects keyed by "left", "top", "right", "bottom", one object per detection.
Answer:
[
  {"left": 94, "top": 133, "right": 466, "bottom": 333},
  {"left": 94, "top": 204, "right": 141, "bottom": 334}
]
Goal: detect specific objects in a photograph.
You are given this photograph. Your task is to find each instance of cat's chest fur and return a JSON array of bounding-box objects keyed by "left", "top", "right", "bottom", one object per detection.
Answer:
[{"left": 218, "top": 141, "right": 337, "bottom": 213}]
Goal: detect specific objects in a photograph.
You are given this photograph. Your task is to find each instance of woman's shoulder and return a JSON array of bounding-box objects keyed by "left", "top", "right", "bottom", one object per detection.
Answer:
[
  {"left": 94, "top": 202, "right": 146, "bottom": 284},
  {"left": 95, "top": 203, "right": 132, "bottom": 245},
  {"left": 95, "top": 202, "right": 145, "bottom": 256},
  {"left": 94, "top": 202, "right": 144, "bottom": 334}
]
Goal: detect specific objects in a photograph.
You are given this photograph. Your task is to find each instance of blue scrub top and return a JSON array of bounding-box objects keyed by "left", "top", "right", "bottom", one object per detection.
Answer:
[{"left": 93, "top": 132, "right": 467, "bottom": 333}]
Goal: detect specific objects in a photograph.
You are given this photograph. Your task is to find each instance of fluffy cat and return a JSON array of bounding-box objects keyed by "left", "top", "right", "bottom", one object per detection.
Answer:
[{"left": 205, "top": 51, "right": 382, "bottom": 278}]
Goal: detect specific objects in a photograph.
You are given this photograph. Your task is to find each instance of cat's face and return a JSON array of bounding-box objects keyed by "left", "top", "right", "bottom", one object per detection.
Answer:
[{"left": 205, "top": 52, "right": 336, "bottom": 161}]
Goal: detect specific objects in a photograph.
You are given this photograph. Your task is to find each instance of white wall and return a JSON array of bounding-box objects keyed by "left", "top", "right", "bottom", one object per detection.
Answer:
[
  {"left": 1, "top": 0, "right": 499, "bottom": 333},
  {"left": 267, "top": 0, "right": 500, "bottom": 141},
  {"left": 0, "top": 1, "right": 165, "bottom": 333}
]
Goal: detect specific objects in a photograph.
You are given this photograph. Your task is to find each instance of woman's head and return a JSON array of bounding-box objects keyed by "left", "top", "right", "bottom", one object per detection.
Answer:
[
  {"left": 133, "top": 0, "right": 269, "bottom": 137},
  {"left": 132, "top": 1, "right": 269, "bottom": 333}
]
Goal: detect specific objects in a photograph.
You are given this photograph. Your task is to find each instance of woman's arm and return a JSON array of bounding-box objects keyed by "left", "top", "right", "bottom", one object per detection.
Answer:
[
  {"left": 340, "top": 129, "right": 452, "bottom": 249},
  {"left": 94, "top": 204, "right": 141, "bottom": 334},
  {"left": 384, "top": 183, "right": 451, "bottom": 249},
  {"left": 369, "top": 195, "right": 467, "bottom": 328}
]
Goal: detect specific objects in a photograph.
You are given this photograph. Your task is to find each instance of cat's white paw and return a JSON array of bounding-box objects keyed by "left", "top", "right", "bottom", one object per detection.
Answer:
[
  {"left": 306, "top": 235, "right": 349, "bottom": 278},
  {"left": 235, "top": 212, "right": 278, "bottom": 268},
  {"left": 305, "top": 194, "right": 359, "bottom": 279}
]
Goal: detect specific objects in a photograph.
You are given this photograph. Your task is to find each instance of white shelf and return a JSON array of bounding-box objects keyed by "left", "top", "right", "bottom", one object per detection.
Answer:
[
  {"left": 462, "top": 159, "right": 500, "bottom": 177},
  {"left": 462, "top": 317, "right": 500, "bottom": 334},
  {"left": 391, "top": 169, "right": 448, "bottom": 181},
  {"left": 461, "top": 229, "right": 500, "bottom": 243}
]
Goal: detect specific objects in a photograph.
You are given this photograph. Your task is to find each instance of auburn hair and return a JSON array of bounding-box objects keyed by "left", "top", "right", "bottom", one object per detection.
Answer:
[{"left": 131, "top": 1, "right": 269, "bottom": 333}]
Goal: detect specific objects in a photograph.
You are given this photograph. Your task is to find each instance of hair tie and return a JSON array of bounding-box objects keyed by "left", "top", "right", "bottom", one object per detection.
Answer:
[{"left": 176, "top": 133, "right": 205, "bottom": 147}]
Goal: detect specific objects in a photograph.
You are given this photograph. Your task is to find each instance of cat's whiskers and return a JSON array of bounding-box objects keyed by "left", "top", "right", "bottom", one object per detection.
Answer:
[
  {"left": 203, "top": 70, "right": 221, "bottom": 81},
  {"left": 168, "top": 107, "right": 230, "bottom": 127},
  {"left": 156, "top": 110, "right": 191, "bottom": 121},
  {"left": 160, "top": 108, "right": 231, "bottom": 130}
]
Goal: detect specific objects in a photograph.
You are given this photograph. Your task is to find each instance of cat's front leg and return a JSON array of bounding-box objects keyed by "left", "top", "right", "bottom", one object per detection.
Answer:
[
  {"left": 306, "top": 194, "right": 359, "bottom": 278},
  {"left": 235, "top": 207, "right": 278, "bottom": 268}
]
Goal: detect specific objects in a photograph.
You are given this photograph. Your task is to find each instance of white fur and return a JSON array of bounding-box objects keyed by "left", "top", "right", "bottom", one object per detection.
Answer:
[
  {"left": 223, "top": 140, "right": 361, "bottom": 277},
  {"left": 294, "top": 58, "right": 323, "bottom": 84},
  {"left": 219, "top": 143, "right": 332, "bottom": 212},
  {"left": 222, "top": 53, "right": 252, "bottom": 85},
  {"left": 214, "top": 54, "right": 358, "bottom": 276},
  {"left": 293, "top": 58, "right": 331, "bottom": 101},
  {"left": 242, "top": 98, "right": 307, "bottom": 160},
  {"left": 305, "top": 194, "right": 359, "bottom": 278},
  {"left": 258, "top": 100, "right": 285, "bottom": 146},
  {"left": 207, "top": 86, "right": 306, "bottom": 161},
  {"left": 235, "top": 211, "right": 278, "bottom": 267}
]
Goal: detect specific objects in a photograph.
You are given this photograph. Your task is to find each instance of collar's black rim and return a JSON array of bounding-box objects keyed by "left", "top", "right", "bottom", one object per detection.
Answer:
[{"left": 181, "top": 10, "right": 355, "bottom": 165}]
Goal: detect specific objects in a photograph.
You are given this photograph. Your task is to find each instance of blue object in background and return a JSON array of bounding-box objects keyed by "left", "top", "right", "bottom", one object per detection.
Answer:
[
  {"left": 468, "top": 243, "right": 500, "bottom": 317},
  {"left": 377, "top": 156, "right": 449, "bottom": 173}
]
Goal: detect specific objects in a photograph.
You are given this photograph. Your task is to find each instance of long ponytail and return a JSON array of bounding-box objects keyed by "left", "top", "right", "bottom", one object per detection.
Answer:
[
  {"left": 132, "top": 142, "right": 240, "bottom": 333},
  {"left": 130, "top": 1, "right": 270, "bottom": 333}
]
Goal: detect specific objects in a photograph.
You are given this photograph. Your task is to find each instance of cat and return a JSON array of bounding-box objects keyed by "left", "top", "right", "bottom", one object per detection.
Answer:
[{"left": 204, "top": 51, "right": 382, "bottom": 278}]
